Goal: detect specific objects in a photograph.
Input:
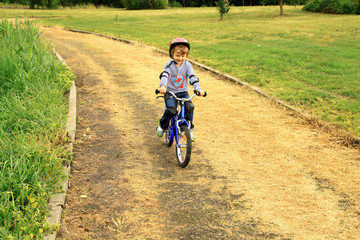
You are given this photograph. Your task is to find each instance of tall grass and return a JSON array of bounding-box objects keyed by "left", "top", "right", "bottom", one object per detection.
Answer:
[{"left": 0, "top": 19, "right": 73, "bottom": 238}]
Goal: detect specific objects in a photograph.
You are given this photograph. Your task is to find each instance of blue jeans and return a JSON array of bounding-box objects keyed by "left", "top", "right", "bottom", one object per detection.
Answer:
[{"left": 159, "top": 91, "right": 195, "bottom": 130}]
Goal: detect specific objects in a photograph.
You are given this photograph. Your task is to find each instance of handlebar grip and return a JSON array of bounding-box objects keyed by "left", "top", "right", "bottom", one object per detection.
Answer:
[
  {"left": 194, "top": 90, "right": 207, "bottom": 97},
  {"left": 155, "top": 89, "right": 160, "bottom": 94}
]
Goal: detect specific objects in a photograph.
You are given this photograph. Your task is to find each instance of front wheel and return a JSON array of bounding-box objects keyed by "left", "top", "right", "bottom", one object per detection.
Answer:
[
  {"left": 165, "top": 124, "right": 173, "bottom": 147},
  {"left": 176, "top": 124, "right": 192, "bottom": 168}
]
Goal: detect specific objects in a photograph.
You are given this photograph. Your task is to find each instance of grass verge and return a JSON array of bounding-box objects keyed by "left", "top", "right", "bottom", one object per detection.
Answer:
[{"left": 0, "top": 19, "right": 74, "bottom": 238}]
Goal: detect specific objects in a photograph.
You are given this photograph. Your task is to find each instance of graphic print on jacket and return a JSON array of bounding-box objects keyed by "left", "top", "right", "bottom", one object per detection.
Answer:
[{"left": 170, "top": 74, "right": 184, "bottom": 89}]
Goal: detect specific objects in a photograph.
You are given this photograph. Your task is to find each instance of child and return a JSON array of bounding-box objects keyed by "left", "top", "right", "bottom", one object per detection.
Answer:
[{"left": 157, "top": 37, "right": 205, "bottom": 142}]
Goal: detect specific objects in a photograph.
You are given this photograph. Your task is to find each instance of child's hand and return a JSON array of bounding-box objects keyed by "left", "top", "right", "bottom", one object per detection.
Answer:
[
  {"left": 159, "top": 86, "right": 167, "bottom": 94},
  {"left": 198, "top": 90, "right": 205, "bottom": 96}
]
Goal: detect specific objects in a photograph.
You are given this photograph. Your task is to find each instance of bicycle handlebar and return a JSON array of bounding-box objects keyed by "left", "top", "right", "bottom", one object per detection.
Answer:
[{"left": 155, "top": 89, "right": 207, "bottom": 99}]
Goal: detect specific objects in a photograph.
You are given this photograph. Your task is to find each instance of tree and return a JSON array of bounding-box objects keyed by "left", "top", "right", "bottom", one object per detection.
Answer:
[
  {"left": 29, "top": 0, "right": 59, "bottom": 8},
  {"left": 47, "top": 0, "right": 59, "bottom": 8},
  {"left": 123, "top": 0, "right": 167, "bottom": 9},
  {"left": 279, "top": 0, "right": 284, "bottom": 15},
  {"left": 216, "top": 0, "right": 230, "bottom": 20}
]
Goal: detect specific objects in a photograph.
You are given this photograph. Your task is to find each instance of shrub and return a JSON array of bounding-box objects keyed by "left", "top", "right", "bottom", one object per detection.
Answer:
[
  {"left": 169, "top": 0, "right": 183, "bottom": 7},
  {"left": 47, "top": 0, "right": 59, "bottom": 8},
  {"left": 303, "top": 0, "right": 359, "bottom": 14},
  {"left": 339, "top": 0, "right": 357, "bottom": 13},
  {"left": 123, "top": 0, "right": 168, "bottom": 9},
  {"left": 29, "top": 0, "right": 60, "bottom": 9},
  {"left": 111, "top": 0, "right": 124, "bottom": 8},
  {"left": 355, "top": 2, "right": 360, "bottom": 14}
]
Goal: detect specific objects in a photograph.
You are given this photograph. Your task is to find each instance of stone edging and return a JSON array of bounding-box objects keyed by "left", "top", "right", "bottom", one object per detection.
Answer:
[{"left": 44, "top": 52, "right": 77, "bottom": 240}]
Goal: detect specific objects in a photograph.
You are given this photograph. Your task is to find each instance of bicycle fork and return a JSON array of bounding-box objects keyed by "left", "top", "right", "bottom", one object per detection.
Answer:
[{"left": 175, "top": 103, "right": 190, "bottom": 144}]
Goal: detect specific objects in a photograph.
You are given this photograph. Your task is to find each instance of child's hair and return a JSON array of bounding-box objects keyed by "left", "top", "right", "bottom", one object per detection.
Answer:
[{"left": 171, "top": 45, "right": 189, "bottom": 57}]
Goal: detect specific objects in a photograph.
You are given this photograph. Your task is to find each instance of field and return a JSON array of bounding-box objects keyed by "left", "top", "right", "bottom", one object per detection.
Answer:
[{"left": 1, "top": 6, "right": 360, "bottom": 138}]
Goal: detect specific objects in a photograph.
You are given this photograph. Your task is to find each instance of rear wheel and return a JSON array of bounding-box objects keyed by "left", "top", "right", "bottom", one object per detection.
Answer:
[{"left": 176, "top": 124, "right": 192, "bottom": 168}]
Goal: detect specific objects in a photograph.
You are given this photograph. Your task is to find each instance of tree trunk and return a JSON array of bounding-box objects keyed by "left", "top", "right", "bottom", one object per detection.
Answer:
[{"left": 279, "top": 0, "right": 284, "bottom": 15}]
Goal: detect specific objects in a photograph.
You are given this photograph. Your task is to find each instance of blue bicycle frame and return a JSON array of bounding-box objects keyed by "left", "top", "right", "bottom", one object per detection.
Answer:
[
  {"left": 156, "top": 89, "right": 206, "bottom": 168},
  {"left": 169, "top": 100, "right": 190, "bottom": 146}
]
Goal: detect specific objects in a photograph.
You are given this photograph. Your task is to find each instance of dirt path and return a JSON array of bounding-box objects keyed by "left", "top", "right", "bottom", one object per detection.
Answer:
[{"left": 41, "top": 27, "right": 360, "bottom": 240}]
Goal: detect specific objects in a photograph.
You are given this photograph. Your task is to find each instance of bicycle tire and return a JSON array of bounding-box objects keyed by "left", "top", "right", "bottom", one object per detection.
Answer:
[
  {"left": 176, "top": 124, "right": 192, "bottom": 168},
  {"left": 165, "top": 124, "right": 173, "bottom": 147}
]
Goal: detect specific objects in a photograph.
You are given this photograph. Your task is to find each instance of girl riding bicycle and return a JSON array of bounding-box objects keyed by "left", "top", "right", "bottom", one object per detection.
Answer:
[{"left": 157, "top": 38, "right": 205, "bottom": 142}]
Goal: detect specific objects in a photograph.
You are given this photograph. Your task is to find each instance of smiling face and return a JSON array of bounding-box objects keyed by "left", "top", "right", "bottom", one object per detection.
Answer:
[
  {"left": 173, "top": 51, "right": 187, "bottom": 67},
  {"left": 171, "top": 45, "right": 189, "bottom": 67}
]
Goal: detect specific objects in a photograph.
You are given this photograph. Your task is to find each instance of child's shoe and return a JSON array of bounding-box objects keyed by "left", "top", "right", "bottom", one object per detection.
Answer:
[
  {"left": 156, "top": 125, "right": 164, "bottom": 137},
  {"left": 190, "top": 132, "right": 195, "bottom": 142}
]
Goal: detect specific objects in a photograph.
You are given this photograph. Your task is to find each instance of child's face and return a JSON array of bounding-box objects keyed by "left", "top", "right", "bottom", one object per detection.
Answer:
[{"left": 173, "top": 51, "right": 187, "bottom": 66}]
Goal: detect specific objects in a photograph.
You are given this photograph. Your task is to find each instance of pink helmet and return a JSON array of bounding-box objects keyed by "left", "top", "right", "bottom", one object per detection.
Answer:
[{"left": 169, "top": 38, "right": 190, "bottom": 58}]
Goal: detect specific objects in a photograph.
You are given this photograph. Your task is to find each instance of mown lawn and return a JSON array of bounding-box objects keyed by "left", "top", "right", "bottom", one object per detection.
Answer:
[{"left": 2, "top": 6, "right": 359, "bottom": 137}]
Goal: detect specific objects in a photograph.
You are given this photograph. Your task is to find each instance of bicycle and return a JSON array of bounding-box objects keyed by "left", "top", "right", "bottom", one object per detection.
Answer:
[{"left": 155, "top": 90, "right": 207, "bottom": 168}]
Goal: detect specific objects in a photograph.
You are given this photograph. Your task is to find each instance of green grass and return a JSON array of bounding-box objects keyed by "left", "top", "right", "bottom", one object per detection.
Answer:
[
  {"left": 1, "top": 6, "right": 359, "bottom": 137},
  {"left": 0, "top": 19, "right": 73, "bottom": 238}
]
